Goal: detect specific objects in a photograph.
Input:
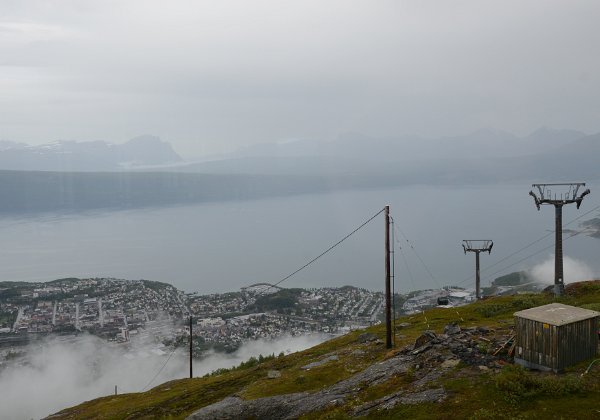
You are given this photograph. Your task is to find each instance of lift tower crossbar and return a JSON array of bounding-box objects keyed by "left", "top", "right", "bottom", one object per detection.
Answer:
[
  {"left": 529, "top": 183, "right": 590, "bottom": 296},
  {"left": 462, "top": 240, "right": 493, "bottom": 300}
]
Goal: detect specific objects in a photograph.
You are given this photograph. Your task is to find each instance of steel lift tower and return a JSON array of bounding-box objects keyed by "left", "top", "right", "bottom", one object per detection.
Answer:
[
  {"left": 462, "top": 240, "right": 493, "bottom": 299},
  {"left": 529, "top": 183, "right": 590, "bottom": 296}
]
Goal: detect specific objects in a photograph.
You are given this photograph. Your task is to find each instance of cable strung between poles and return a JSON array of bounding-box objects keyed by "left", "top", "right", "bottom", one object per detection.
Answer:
[
  {"left": 258, "top": 207, "right": 387, "bottom": 295},
  {"left": 482, "top": 230, "right": 582, "bottom": 284},
  {"left": 454, "top": 203, "right": 600, "bottom": 287},
  {"left": 141, "top": 347, "right": 178, "bottom": 392},
  {"left": 451, "top": 230, "right": 583, "bottom": 288},
  {"left": 393, "top": 224, "right": 442, "bottom": 289},
  {"left": 474, "top": 204, "right": 599, "bottom": 280}
]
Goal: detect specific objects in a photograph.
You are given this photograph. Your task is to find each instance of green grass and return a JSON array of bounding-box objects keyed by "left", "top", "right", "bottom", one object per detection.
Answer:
[
  {"left": 52, "top": 370, "right": 264, "bottom": 420},
  {"left": 51, "top": 281, "right": 600, "bottom": 419}
]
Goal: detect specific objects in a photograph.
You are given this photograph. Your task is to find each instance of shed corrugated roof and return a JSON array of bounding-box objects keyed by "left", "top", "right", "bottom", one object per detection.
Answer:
[{"left": 514, "top": 303, "right": 599, "bottom": 326}]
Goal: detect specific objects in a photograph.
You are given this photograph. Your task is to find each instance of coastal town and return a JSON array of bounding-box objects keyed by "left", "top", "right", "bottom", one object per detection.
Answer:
[
  {"left": 0, "top": 278, "right": 388, "bottom": 353},
  {"left": 0, "top": 277, "right": 503, "bottom": 356}
]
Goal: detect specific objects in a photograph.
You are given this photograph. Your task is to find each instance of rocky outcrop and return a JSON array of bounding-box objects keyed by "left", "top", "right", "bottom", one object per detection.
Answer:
[
  {"left": 188, "top": 352, "right": 418, "bottom": 420},
  {"left": 188, "top": 325, "right": 511, "bottom": 419},
  {"left": 352, "top": 388, "right": 447, "bottom": 417}
]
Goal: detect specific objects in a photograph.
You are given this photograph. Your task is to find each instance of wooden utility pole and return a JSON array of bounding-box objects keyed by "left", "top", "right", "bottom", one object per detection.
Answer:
[
  {"left": 385, "top": 205, "right": 392, "bottom": 349},
  {"left": 189, "top": 315, "right": 193, "bottom": 379}
]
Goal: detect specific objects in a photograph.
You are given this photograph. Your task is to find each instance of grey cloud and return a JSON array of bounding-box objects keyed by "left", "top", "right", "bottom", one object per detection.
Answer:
[
  {"left": 1, "top": 1, "right": 599, "bottom": 156},
  {"left": 0, "top": 333, "right": 330, "bottom": 420}
]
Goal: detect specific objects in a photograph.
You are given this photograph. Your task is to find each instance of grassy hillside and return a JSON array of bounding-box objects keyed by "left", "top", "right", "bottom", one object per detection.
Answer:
[{"left": 48, "top": 281, "right": 600, "bottom": 420}]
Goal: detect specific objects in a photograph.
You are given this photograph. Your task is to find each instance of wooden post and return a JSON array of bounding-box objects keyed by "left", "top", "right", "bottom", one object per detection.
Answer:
[
  {"left": 385, "top": 205, "right": 392, "bottom": 349},
  {"left": 189, "top": 315, "right": 193, "bottom": 378}
]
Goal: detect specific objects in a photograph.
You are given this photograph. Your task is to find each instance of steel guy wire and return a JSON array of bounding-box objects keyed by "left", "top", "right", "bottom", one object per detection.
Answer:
[
  {"left": 257, "top": 207, "right": 386, "bottom": 295},
  {"left": 393, "top": 223, "right": 442, "bottom": 289},
  {"left": 141, "top": 346, "right": 178, "bottom": 392}
]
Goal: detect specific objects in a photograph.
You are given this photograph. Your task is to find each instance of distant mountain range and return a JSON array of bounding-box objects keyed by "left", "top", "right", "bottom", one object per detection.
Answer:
[
  {"left": 0, "top": 135, "right": 182, "bottom": 171},
  {"left": 0, "top": 128, "right": 597, "bottom": 214},
  {"left": 225, "top": 127, "right": 586, "bottom": 161},
  {"left": 172, "top": 128, "right": 600, "bottom": 183}
]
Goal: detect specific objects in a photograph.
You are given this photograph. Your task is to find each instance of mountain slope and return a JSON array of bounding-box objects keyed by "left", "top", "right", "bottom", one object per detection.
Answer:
[
  {"left": 0, "top": 135, "right": 182, "bottom": 171},
  {"left": 222, "top": 127, "right": 585, "bottom": 162},
  {"left": 170, "top": 128, "right": 599, "bottom": 184},
  {"left": 48, "top": 281, "right": 600, "bottom": 420}
]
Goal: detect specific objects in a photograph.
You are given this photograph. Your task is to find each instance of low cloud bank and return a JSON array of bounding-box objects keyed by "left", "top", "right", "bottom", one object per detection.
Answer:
[
  {"left": 528, "top": 255, "right": 596, "bottom": 284},
  {"left": 0, "top": 333, "right": 331, "bottom": 420}
]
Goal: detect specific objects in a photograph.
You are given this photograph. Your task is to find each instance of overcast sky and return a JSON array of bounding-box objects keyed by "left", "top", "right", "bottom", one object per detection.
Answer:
[{"left": 1, "top": 0, "right": 599, "bottom": 157}]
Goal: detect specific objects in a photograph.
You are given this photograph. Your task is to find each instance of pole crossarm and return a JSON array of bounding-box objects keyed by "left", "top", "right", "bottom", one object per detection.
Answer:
[
  {"left": 462, "top": 240, "right": 493, "bottom": 254},
  {"left": 529, "top": 183, "right": 590, "bottom": 210}
]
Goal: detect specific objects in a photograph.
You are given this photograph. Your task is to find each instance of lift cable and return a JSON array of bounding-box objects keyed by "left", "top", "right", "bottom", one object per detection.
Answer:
[
  {"left": 454, "top": 203, "right": 600, "bottom": 287},
  {"left": 481, "top": 230, "right": 583, "bottom": 284}
]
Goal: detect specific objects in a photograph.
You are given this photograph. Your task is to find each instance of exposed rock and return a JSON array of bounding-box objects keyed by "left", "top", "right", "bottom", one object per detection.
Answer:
[
  {"left": 413, "top": 331, "right": 437, "bottom": 349},
  {"left": 444, "top": 323, "right": 461, "bottom": 336},
  {"left": 440, "top": 358, "right": 460, "bottom": 369},
  {"left": 412, "top": 343, "right": 432, "bottom": 355},
  {"left": 268, "top": 370, "right": 281, "bottom": 379},
  {"left": 187, "top": 395, "right": 308, "bottom": 420},
  {"left": 189, "top": 353, "right": 415, "bottom": 419},
  {"left": 353, "top": 388, "right": 447, "bottom": 417},
  {"left": 398, "top": 388, "right": 446, "bottom": 404},
  {"left": 301, "top": 355, "right": 339, "bottom": 370},
  {"left": 357, "top": 333, "right": 378, "bottom": 343},
  {"left": 188, "top": 327, "right": 513, "bottom": 419},
  {"left": 477, "top": 326, "right": 490, "bottom": 335}
]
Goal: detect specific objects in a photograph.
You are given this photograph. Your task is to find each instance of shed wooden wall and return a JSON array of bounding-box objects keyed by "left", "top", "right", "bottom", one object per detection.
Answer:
[{"left": 515, "top": 316, "right": 598, "bottom": 372}]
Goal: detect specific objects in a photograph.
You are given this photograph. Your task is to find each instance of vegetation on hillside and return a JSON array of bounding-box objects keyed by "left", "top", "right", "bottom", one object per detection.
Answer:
[
  {"left": 49, "top": 280, "right": 600, "bottom": 420},
  {"left": 492, "top": 271, "right": 532, "bottom": 287}
]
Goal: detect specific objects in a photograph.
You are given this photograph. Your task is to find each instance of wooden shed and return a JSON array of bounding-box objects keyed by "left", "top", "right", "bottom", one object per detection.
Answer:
[{"left": 514, "top": 303, "right": 599, "bottom": 372}]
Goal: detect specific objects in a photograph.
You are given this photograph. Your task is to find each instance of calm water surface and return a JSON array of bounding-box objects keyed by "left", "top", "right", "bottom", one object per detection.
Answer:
[{"left": 0, "top": 184, "right": 598, "bottom": 293}]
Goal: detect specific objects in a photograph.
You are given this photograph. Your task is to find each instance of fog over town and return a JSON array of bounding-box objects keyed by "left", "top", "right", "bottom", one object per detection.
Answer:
[{"left": 0, "top": 333, "right": 330, "bottom": 420}]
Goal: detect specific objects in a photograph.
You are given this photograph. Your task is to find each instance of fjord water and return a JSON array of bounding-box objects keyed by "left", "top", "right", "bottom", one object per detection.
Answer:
[{"left": 0, "top": 183, "right": 598, "bottom": 293}]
